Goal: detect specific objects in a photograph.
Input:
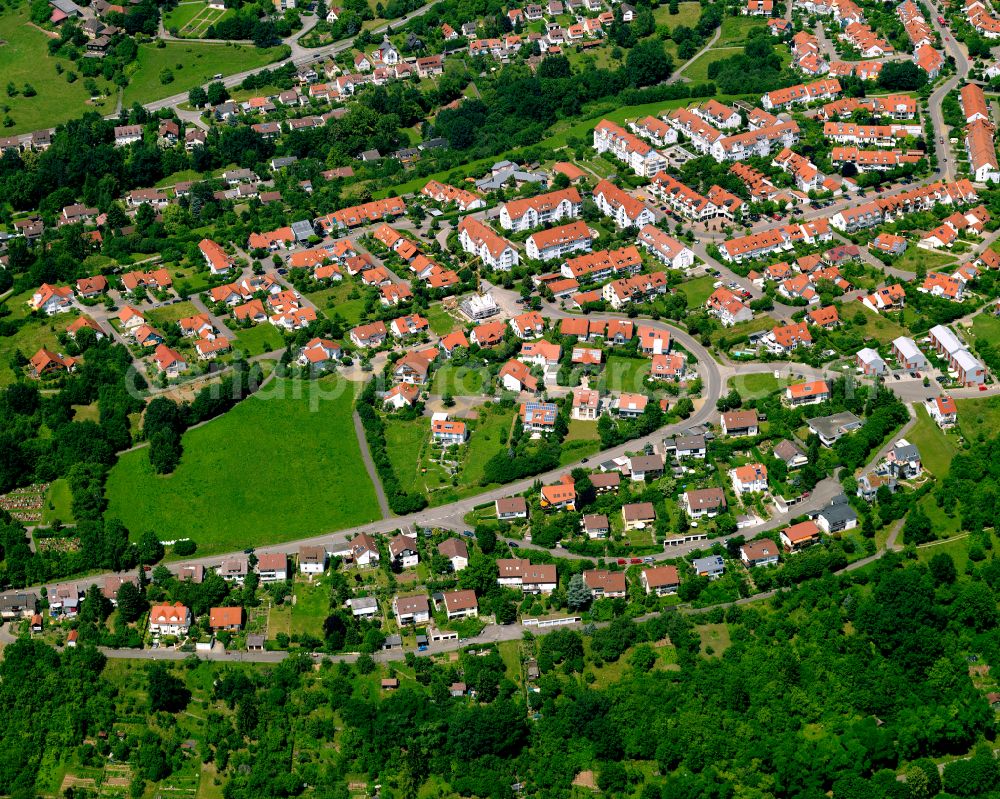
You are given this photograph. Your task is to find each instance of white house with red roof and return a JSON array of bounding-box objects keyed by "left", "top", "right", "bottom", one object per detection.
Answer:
[
  {"left": 731, "top": 463, "right": 768, "bottom": 494},
  {"left": 499, "top": 188, "right": 582, "bottom": 232},
  {"left": 298, "top": 338, "right": 342, "bottom": 368},
  {"left": 195, "top": 336, "right": 231, "bottom": 361},
  {"left": 785, "top": 380, "right": 830, "bottom": 406},
  {"left": 509, "top": 311, "right": 545, "bottom": 339},
  {"left": 148, "top": 602, "right": 191, "bottom": 636},
  {"left": 499, "top": 360, "right": 538, "bottom": 393},
  {"left": 431, "top": 416, "right": 468, "bottom": 445},
  {"left": 925, "top": 395, "right": 957, "bottom": 428},
  {"left": 592, "top": 119, "right": 667, "bottom": 177},
  {"left": 67, "top": 316, "right": 105, "bottom": 340},
  {"left": 199, "top": 238, "right": 235, "bottom": 275},
  {"left": 29, "top": 283, "right": 74, "bottom": 315},
  {"left": 592, "top": 180, "right": 656, "bottom": 229},
  {"left": 153, "top": 345, "right": 188, "bottom": 376},
  {"left": 637, "top": 225, "right": 694, "bottom": 270}
]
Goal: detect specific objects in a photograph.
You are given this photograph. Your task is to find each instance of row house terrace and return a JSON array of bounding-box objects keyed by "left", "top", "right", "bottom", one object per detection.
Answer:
[
  {"left": 691, "top": 99, "right": 742, "bottom": 130},
  {"left": 468, "top": 35, "right": 525, "bottom": 58},
  {"left": 831, "top": 0, "right": 864, "bottom": 23},
  {"left": 898, "top": 0, "right": 932, "bottom": 47},
  {"left": 649, "top": 173, "right": 740, "bottom": 221},
  {"left": 965, "top": 118, "right": 1000, "bottom": 183},
  {"left": 730, "top": 162, "right": 780, "bottom": 201},
  {"left": 457, "top": 217, "right": 519, "bottom": 270},
  {"left": 666, "top": 107, "right": 723, "bottom": 154},
  {"left": 823, "top": 121, "right": 921, "bottom": 146},
  {"left": 525, "top": 220, "right": 593, "bottom": 261},
  {"left": 636, "top": 225, "right": 695, "bottom": 270},
  {"left": 819, "top": 94, "right": 918, "bottom": 120},
  {"left": 761, "top": 78, "right": 841, "bottom": 111},
  {"left": 719, "top": 220, "right": 832, "bottom": 263},
  {"left": 960, "top": 82, "right": 991, "bottom": 125},
  {"left": 827, "top": 60, "right": 884, "bottom": 81},
  {"left": 421, "top": 180, "right": 484, "bottom": 211},
  {"left": 592, "top": 180, "right": 656, "bottom": 228},
  {"left": 710, "top": 120, "right": 800, "bottom": 162},
  {"left": 499, "top": 187, "right": 582, "bottom": 231},
  {"left": 627, "top": 115, "right": 678, "bottom": 147},
  {"left": 831, "top": 147, "right": 923, "bottom": 171},
  {"left": 601, "top": 271, "right": 669, "bottom": 309},
  {"left": 967, "top": 0, "right": 1000, "bottom": 38},
  {"left": 315, "top": 197, "right": 406, "bottom": 231},
  {"left": 929, "top": 324, "right": 987, "bottom": 385},
  {"left": 841, "top": 21, "right": 893, "bottom": 57},
  {"left": 560, "top": 245, "right": 643, "bottom": 282},
  {"left": 830, "top": 180, "right": 979, "bottom": 231},
  {"left": 592, "top": 119, "right": 668, "bottom": 177}
]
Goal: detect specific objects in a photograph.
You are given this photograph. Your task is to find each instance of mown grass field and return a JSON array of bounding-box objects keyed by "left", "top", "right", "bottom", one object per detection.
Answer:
[
  {"left": 163, "top": 1, "right": 235, "bottom": 37},
  {"left": 0, "top": 7, "right": 116, "bottom": 134},
  {"left": 680, "top": 275, "right": 717, "bottom": 308},
  {"left": 385, "top": 405, "right": 517, "bottom": 505},
  {"left": 601, "top": 355, "right": 650, "bottom": 392},
  {"left": 652, "top": 1, "right": 701, "bottom": 28},
  {"left": 906, "top": 404, "right": 957, "bottom": 479},
  {"left": 425, "top": 303, "right": 456, "bottom": 336},
  {"left": 957, "top": 395, "right": 1000, "bottom": 441},
  {"left": 851, "top": 306, "right": 909, "bottom": 345},
  {"left": 306, "top": 281, "right": 366, "bottom": 326},
  {"left": 123, "top": 41, "right": 285, "bottom": 105},
  {"left": 42, "top": 478, "right": 75, "bottom": 524},
  {"left": 291, "top": 579, "right": 330, "bottom": 638},
  {"left": 430, "top": 364, "right": 485, "bottom": 395},
  {"left": 559, "top": 420, "right": 602, "bottom": 465},
  {"left": 147, "top": 300, "right": 200, "bottom": 326},
  {"left": 732, "top": 372, "right": 784, "bottom": 399},
  {"left": 163, "top": 1, "right": 214, "bottom": 32},
  {"left": 969, "top": 311, "right": 1000, "bottom": 351},
  {"left": 889, "top": 247, "right": 956, "bottom": 273},
  {"left": 106, "top": 377, "right": 380, "bottom": 554},
  {"left": 233, "top": 323, "right": 285, "bottom": 356},
  {"left": 453, "top": 406, "right": 515, "bottom": 491},
  {"left": 681, "top": 46, "right": 742, "bottom": 83},
  {"left": 384, "top": 416, "right": 440, "bottom": 495},
  {"left": 717, "top": 15, "right": 767, "bottom": 45}
]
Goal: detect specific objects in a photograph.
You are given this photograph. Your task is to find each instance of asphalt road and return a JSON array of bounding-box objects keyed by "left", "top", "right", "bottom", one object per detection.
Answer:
[{"left": 142, "top": 2, "right": 442, "bottom": 113}]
